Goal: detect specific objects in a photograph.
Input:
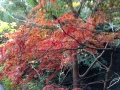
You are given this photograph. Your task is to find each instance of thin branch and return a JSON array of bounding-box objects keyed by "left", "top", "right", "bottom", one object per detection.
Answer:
[
  {"left": 57, "top": 19, "right": 82, "bottom": 45},
  {"left": 82, "top": 80, "right": 104, "bottom": 89},
  {"left": 109, "top": 51, "right": 114, "bottom": 70},
  {"left": 107, "top": 77, "right": 120, "bottom": 89},
  {"left": 37, "top": 45, "right": 113, "bottom": 54},
  {"left": 59, "top": 67, "right": 72, "bottom": 85},
  {"left": 97, "top": 60, "right": 107, "bottom": 70},
  {"left": 80, "top": 42, "right": 109, "bottom": 78},
  {"left": 80, "top": 71, "right": 106, "bottom": 80},
  {"left": 82, "top": 49, "right": 107, "bottom": 69},
  {"left": 107, "top": 73, "right": 120, "bottom": 89}
]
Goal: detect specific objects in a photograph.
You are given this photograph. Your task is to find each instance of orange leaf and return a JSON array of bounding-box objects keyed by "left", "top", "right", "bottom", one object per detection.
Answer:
[{"left": 102, "top": 33, "right": 118, "bottom": 42}]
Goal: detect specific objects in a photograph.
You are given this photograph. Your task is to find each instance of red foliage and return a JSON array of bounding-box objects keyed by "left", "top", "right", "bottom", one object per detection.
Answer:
[
  {"left": 43, "top": 84, "right": 59, "bottom": 90},
  {"left": 0, "top": 0, "right": 120, "bottom": 89}
]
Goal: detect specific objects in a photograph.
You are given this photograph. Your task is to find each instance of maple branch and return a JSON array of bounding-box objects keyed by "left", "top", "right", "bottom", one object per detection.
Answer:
[
  {"left": 80, "top": 42, "right": 109, "bottom": 78},
  {"left": 36, "top": 45, "right": 113, "bottom": 54},
  {"left": 82, "top": 43, "right": 116, "bottom": 90},
  {"left": 82, "top": 49, "right": 108, "bottom": 70},
  {"left": 107, "top": 73, "right": 120, "bottom": 89},
  {"left": 59, "top": 21, "right": 82, "bottom": 45},
  {"left": 86, "top": 49, "right": 108, "bottom": 70},
  {"left": 103, "top": 45, "right": 119, "bottom": 90},
  {"left": 103, "top": 49, "right": 114, "bottom": 90},
  {"left": 96, "top": 60, "right": 107, "bottom": 70},
  {"left": 82, "top": 70, "right": 114, "bottom": 90},
  {"left": 81, "top": 71, "right": 105, "bottom": 81},
  {"left": 82, "top": 80, "right": 104, "bottom": 89},
  {"left": 52, "top": 15, "right": 83, "bottom": 46},
  {"left": 35, "top": 46, "right": 54, "bottom": 61},
  {"left": 85, "top": 46, "right": 113, "bottom": 50},
  {"left": 52, "top": 15, "right": 113, "bottom": 51}
]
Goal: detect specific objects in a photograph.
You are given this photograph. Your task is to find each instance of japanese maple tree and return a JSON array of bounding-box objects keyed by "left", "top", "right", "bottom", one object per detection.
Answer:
[{"left": 0, "top": 0, "right": 120, "bottom": 90}]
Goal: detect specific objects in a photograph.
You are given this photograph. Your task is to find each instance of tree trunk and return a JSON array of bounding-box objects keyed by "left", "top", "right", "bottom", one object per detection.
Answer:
[{"left": 73, "top": 53, "right": 80, "bottom": 88}]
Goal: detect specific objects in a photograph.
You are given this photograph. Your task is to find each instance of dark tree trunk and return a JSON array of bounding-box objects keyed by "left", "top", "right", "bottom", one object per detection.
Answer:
[{"left": 73, "top": 53, "right": 80, "bottom": 88}]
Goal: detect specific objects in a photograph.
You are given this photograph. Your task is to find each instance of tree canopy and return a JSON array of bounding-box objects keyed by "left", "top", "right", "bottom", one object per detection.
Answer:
[{"left": 0, "top": 0, "right": 120, "bottom": 90}]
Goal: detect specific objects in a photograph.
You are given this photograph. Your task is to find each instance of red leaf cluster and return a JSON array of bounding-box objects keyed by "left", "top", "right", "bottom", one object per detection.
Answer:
[{"left": 0, "top": 1, "right": 119, "bottom": 88}]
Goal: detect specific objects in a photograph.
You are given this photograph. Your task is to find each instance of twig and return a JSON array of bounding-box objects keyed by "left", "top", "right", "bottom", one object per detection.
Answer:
[
  {"left": 57, "top": 19, "right": 82, "bottom": 45},
  {"left": 82, "top": 80, "right": 104, "bottom": 89},
  {"left": 80, "top": 72, "right": 106, "bottom": 80},
  {"left": 107, "top": 73, "right": 120, "bottom": 89},
  {"left": 32, "top": 67, "right": 41, "bottom": 80},
  {"left": 96, "top": 60, "right": 107, "bottom": 70},
  {"left": 59, "top": 67, "right": 72, "bottom": 85}
]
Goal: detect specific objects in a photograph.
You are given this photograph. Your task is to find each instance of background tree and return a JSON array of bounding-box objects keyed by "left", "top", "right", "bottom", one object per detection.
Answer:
[{"left": 0, "top": 0, "right": 39, "bottom": 25}]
